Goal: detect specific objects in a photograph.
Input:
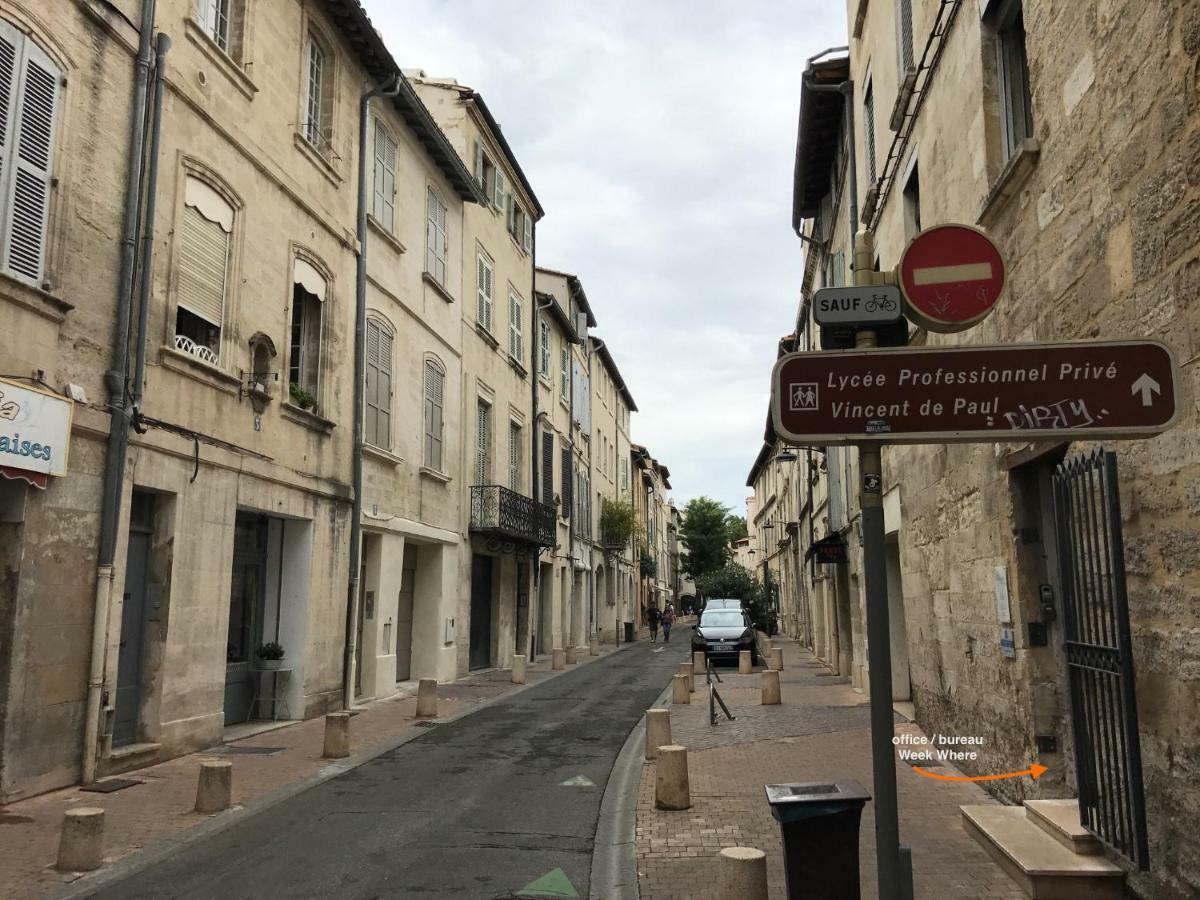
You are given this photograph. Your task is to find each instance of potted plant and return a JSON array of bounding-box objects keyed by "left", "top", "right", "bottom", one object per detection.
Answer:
[
  {"left": 256, "top": 641, "right": 286, "bottom": 670},
  {"left": 289, "top": 382, "right": 316, "bottom": 411}
]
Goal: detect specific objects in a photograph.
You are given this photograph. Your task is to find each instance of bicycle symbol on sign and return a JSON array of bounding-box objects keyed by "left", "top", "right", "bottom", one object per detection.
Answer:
[{"left": 864, "top": 293, "right": 898, "bottom": 313}]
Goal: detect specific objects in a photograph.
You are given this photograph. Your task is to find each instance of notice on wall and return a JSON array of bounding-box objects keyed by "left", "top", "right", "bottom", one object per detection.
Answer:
[
  {"left": 0, "top": 378, "right": 73, "bottom": 478},
  {"left": 994, "top": 565, "right": 1012, "bottom": 624},
  {"left": 1000, "top": 626, "right": 1016, "bottom": 659}
]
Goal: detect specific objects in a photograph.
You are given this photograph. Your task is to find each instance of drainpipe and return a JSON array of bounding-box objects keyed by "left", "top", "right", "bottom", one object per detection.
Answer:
[
  {"left": 85, "top": 0, "right": 157, "bottom": 786},
  {"left": 345, "top": 75, "right": 402, "bottom": 711},
  {"left": 132, "top": 34, "right": 171, "bottom": 408}
]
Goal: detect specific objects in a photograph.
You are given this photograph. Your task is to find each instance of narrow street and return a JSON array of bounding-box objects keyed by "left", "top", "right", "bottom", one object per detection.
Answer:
[{"left": 83, "top": 636, "right": 689, "bottom": 900}]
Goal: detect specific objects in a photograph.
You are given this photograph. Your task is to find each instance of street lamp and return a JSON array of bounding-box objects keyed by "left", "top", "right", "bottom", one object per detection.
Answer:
[{"left": 776, "top": 450, "right": 799, "bottom": 462}]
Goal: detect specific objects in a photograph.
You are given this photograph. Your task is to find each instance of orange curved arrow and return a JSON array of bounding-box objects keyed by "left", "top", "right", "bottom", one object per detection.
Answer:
[{"left": 914, "top": 763, "right": 1047, "bottom": 783}]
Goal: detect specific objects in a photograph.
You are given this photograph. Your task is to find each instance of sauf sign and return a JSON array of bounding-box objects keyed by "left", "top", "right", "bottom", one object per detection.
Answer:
[{"left": 0, "top": 378, "right": 73, "bottom": 478}]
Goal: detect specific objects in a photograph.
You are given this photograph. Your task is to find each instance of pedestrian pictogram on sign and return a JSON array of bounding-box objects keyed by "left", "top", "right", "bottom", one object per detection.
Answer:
[
  {"left": 790, "top": 383, "right": 818, "bottom": 411},
  {"left": 899, "top": 224, "right": 1006, "bottom": 332}
]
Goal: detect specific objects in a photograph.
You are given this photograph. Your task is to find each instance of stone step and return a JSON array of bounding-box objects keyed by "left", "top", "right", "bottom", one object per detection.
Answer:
[
  {"left": 961, "top": 805, "right": 1125, "bottom": 900},
  {"left": 1025, "top": 799, "right": 1104, "bottom": 856}
]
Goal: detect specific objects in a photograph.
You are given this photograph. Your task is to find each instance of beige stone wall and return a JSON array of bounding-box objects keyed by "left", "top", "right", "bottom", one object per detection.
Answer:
[{"left": 830, "top": 0, "right": 1200, "bottom": 894}]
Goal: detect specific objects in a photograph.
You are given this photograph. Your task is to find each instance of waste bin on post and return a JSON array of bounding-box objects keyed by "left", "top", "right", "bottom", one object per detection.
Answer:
[
  {"left": 624, "top": 621, "right": 635, "bottom": 643},
  {"left": 764, "top": 778, "right": 871, "bottom": 900}
]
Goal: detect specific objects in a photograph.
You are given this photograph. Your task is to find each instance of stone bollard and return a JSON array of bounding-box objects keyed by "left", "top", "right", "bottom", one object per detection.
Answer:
[
  {"left": 762, "top": 669, "right": 782, "bottom": 705},
  {"left": 672, "top": 673, "right": 691, "bottom": 705},
  {"left": 56, "top": 807, "right": 105, "bottom": 872},
  {"left": 565, "top": 645, "right": 578, "bottom": 665},
  {"left": 590, "top": 636, "right": 600, "bottom": 656},
  {"left": 511, "top": 654, "right": 527, "bottom": 685},
  {"left": 739, "top": 650, "right": 752, "bottom": 674},
  {"left": 552, "top": 648, "right": 565, "bottom": 670},
  {"left": 719, "top": 847, "right": 768, "bottom": 900},
  {"left": 194, "top": 760, "right": 233, "bottom": 813},
  {"left": 654, "top": 745, "right": 691, "bottom": 810},
  {"left": 645, "top": 708, "right": 672, "bottom": 761},
  {"left": 416, "top": 679, "right": 438, "bottom": 718},
  {"left": 692, "top": 651, "right": 706, "bottom": 675},
  {"left": 678, "top": 662, "right": 695, "bottom": 692},
  {"left": 771, "top": 647, "right": 784, "bottom": 672},
  {"left": 323, "top": 711, "right": 351, "bottom": 758}
]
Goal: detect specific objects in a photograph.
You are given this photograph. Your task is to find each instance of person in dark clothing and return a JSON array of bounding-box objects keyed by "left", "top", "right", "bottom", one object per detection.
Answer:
[
  {"left": 647, "top": 605, "right": 661, "bottom": 642},
  {"left": 662, "top": 602, "right": 676, "bottom": 642}
]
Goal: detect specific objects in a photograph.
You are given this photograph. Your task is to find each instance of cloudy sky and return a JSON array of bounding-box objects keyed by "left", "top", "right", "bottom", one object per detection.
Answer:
[{"left": 368, "top": 1, "right": 846, "bottom": 514}]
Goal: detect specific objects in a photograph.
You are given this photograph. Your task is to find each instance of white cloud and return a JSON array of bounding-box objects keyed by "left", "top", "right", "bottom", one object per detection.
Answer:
[{"left": 367, "top": 0, "right": 846, "bottom": 512}]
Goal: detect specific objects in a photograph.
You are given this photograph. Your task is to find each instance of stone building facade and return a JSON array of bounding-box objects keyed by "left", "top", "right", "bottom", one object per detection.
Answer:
[{"left": 755, "top": 0, "right": 1200, "bottom": 895}]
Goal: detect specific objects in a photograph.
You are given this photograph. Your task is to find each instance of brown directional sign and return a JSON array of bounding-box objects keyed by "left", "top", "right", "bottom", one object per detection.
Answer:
[{"left": 771, "top": 340, "right": 1179, "bottom": 446}]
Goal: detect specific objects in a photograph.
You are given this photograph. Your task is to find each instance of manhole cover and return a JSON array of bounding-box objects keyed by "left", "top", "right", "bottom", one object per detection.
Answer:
[
  {"left": 81, "top": 778, "right": 144, "bottom": 793},
  {"left": 209, "top": 746, "right": 286, "bottom": 756}
]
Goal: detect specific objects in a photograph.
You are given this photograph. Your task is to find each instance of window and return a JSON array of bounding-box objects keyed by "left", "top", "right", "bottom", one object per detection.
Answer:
[
  {"left": 620, "top": 457, "right": 629, "bottom": 492},
  {"left": 560, "top": 348, "right": 569, "bottom": 400},
  {"left": 561, "top": 446, "right": 573, "bottom": 520},
  {"left": 863, "top": 78, "right": 877, "bottom": 185},
  {"left": 372, "top": 121, "right": 397, "bottom": 232},
  {"left": 476, "top": 251, "right": 494, "bottom": 332},
  {"left": 475, "top": 400, "right": 492, "bottom": 485},
  {"left": 175, "top": 177, "right": 234, "bottom": 364},
  {"left": 493, "top": 168, "right": 506, "bottom": 214},
  {"left": 509, "top": 201, "right": 533, "bottom": 254},
  {"left": 426, "top": 187, "right": 447, "bottom": 286},
  {"left": 474, "top": 142, "right": 495, "bottom": 196},
  {"left": 902, "top": 161, "right": 921, "bottom": 240},
  {"left": 197, "top": 0, "right": 241, "bottom": 55},
  {"left": 0, "top": 22, "right": 62, "bottom": 286},
  {"left": 898, "top": 0, "right": 914, "bottom": 74},
  {"left": 538, "top": 320, "right": 551, "bottom": 377},
  {"left": 423, "top": 358, "right": 445, "bottom": 470},
  {"left": 991, "top": 0, "right": 1033, "bottom": 161},
  {"left": 289, "top": 258, "right": 326, "bottom": 409},
  {"left": 508, "top": 289, "right": 523, "bottom": 359},
  {"left": 365, "top": 318, "right": 392, "bottom": 449},
  {"left": 303, "top": 32, "right": 333, "bottom": 156},
  {"left": 508, "top": 421, "right": 521, "bottom": 491},
  {"left": 541, "top": 431, "right": 554, "bottom": 505}
]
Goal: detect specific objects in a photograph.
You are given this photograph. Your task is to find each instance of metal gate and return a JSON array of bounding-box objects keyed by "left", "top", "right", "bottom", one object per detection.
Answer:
[{"left": 1052, "top": 449, "right": 1149, "bottom": 869}]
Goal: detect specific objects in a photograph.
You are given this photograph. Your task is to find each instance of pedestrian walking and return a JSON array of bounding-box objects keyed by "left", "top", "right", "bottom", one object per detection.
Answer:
[
  {"left": 662, "top": 602, "right": 676, "bottom": 643},
  {"left": 647, "top": 605, "right": 661, "bottom": 642}
]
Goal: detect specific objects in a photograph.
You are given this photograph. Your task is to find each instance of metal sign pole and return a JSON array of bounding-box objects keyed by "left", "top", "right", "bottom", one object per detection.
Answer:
[{"left": 852, "top": 229, "right": 905, "bottom": 900}]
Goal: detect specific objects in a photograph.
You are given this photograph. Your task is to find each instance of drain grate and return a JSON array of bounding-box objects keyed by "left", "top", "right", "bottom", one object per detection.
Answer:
[
  {"left": 412, "top": 721, "right": 438, "bottom": 728},
  {"left": 209, "top": 745, "right": 286, "bottom": 756},
  {"left": 81, "top": 778, "right": 144, "bottom": 793}
]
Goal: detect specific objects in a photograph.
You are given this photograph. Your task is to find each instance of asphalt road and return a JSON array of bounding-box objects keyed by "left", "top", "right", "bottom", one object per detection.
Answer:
[{"left": 87, "top": 633, "right": 690, "bottom": 900}]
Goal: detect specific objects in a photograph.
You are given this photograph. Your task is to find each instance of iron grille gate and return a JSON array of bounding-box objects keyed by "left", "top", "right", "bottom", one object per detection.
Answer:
[{"left": 1052, "top": 449, "right": 1149, "bottom": 869}]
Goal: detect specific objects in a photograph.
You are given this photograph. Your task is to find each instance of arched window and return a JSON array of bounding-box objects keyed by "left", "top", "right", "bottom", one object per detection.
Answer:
[
  {"left": 423, "top": 356, "right": 446, "bottom": 471},
  {"left": 0, "top": 20, "right": 63, "bottom": 286},
  {"left": 365, "top": 316, "right": 392, "bottom": 449},
  {"left": 289, "top": 255, "right": 327, "bottom": 411},
  {"left": 175, "top": 176, "right": 235, "bottom": 364}
]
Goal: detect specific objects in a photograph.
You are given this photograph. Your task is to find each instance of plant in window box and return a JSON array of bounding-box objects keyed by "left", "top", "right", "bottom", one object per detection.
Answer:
[
  {"left": 639, "top": 549, "right": 657, "bottom": 578},
  {"left": 255, "top": 641, "right": 286, "bottom": 670},
  {"left": 289, "top": 382, "right": 316, "bottom": 411},
  {"left": 599, "top": 498, "right": 637, "bottom": 550}
]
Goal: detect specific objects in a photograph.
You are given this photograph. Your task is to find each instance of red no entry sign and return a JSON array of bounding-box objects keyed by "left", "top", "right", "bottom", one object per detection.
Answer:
[{"left": 899, "top": 224, "right": 1005, "bottom": 332}]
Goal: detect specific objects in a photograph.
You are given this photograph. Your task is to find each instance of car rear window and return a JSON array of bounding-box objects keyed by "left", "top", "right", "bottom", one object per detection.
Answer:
[{"left": 700, "top": 611, "right": 745, "bottom": 627}]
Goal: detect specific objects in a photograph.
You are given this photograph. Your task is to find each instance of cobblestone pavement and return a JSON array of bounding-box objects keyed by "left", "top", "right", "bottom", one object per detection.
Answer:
[
  {"left": 636, "top": 638, "right": 1027, "bottom": 900},
  {"left": 0, "top": 643, "right": 626, "bottom": 900}
]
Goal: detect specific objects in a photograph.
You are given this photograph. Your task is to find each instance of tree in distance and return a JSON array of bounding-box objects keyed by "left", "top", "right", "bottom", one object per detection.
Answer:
[{"left": 680, "top": 496, "right": 733, "bottom": 580}]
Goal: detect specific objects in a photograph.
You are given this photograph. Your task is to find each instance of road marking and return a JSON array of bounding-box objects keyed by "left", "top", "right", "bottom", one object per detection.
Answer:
[
  {"left": 560, "top": 775, "right": 595, "bottom": 787},
  {"left": 912, "top": 262, "right": 993, "bottom": 285},
  {"left": 518, "top": 867, "right": 579, "bottom": 897},
  {"left": 651, "top": 648, "right": 665, "bottom": 653}
]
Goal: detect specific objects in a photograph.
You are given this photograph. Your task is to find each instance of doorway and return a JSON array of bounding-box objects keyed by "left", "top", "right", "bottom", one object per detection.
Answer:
[
  {"left": 469, "top": 554, "right": 493, "bottom": 670},
  {"left": 396, "top": 544, "right": 416, "bottom": 681},
  {"left": 225, "top": 512, "right": 268, "bottom": 725},
  {"left": 114, "top": 491, "right": 155, "bottom": 746}
]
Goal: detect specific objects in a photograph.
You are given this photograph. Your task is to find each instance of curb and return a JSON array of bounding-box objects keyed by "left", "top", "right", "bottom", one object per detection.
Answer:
[
  {"left": 589, "top": 667, "right": 678, "bottom": 899},
  {"left": 52, "top": 637, "right": 646, "bottom": 900}
]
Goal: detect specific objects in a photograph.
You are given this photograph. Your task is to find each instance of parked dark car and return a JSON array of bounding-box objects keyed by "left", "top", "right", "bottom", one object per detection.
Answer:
[{"left": 692, "top": 607, "right": 757, "bottom": 665}]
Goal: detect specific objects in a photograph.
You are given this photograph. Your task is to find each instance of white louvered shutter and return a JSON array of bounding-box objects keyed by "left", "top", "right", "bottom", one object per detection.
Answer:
[
  {"left": 0, "top": 28, "right": 60, "bottom": 285},
  {"left": 474, "top": 142, "right": 484, "bottom": 186},
  {"left": 523, "top": 211, "right": 532, "bottom": 253},
  {"left": 0, "top": 24, "right": 19, "bottom": 236},
  {"left": 373, "top": 122, "right": 396, "bottom": 232},
  {"left": 476, "top": 402, "right": 490, "bottom": 485},
  {"left": 365, "top": 319, "right": 391, "bottom": 449},
  {"left": 424, "top": 360, "right": 444, "bottom": 470},
  {"left": 494, "top": 170, "right": 505, "bottom": 212},
  {"left": 426, "top": 187, "right": 437, "bottom": 275}
]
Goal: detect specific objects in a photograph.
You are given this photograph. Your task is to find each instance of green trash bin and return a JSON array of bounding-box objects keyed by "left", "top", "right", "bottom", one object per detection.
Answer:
[{"left": 765, "top": 778, "right": 871, "bottom": 899}]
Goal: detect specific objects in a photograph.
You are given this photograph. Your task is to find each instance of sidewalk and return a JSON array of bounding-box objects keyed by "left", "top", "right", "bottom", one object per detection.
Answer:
[
  {"left": 635, "top": 637, "right": 1026, "bottom": 899},
  {"left": 0, "top": 643, "right": 626, "bottom": 900}
]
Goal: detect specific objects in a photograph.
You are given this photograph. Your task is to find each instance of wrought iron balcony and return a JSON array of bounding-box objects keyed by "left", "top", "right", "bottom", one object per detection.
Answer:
[
  {"left": 599, "top": 529, "right": 629, "bottom": 551},
  {"left": 470, "top": 485, "right": 556, "bottom": 549}
]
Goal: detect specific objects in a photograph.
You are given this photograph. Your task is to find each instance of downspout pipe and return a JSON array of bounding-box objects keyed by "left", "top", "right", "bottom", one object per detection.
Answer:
[
  {"left": 345, "top": 75, "right": 402, "bottom": 711},
  {"left": 132, "top": 33, "right": 171, "bottom": 408},
  {"left": 85, "top": 0, "right": 157, "bottom": 786}
]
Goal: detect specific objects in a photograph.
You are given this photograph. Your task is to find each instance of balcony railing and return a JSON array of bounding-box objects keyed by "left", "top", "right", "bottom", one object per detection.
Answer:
[
  {"left": 599, "top": 528, "right": 629, "bottom": 550},
  {"left": 470, "top": 485, "right": 556, "bottom": 549}
]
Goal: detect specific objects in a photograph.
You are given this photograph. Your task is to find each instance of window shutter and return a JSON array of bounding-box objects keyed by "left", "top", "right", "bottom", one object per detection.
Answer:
[
  {"left": 523, "top": 212, "right": 533, "bottom": 253},
  {"left": 509, "top": 422, "right": 520, "bottom": 491},
  {"left": 542, "top": 431, "right": 554, "bottom": 506},
  {"left": 474, "top": 141, "right": 484, "bottom": 186},
  {"left": 426, "top": 187, "right": 437, "bottom": 274},
  {"left": 494, "top": 170, "right": 506, "bottom": 211},
  {"left": 561, "top": 447, "right": 573, "bottom": 518},
  {"left": 1, "top": 32, "right": 60, "bottom": 284},
  {"left": 365, "top": 318, "right": 380, "bottom": 445},
  {"left": 476, "top": 402, "right": 490, "bottom": 485},
  {"left": 424, "top": 360, "right": 444, "bottom": 470},
  {"left": 373, "top": 122, "right": 396, "bottom": 231}
]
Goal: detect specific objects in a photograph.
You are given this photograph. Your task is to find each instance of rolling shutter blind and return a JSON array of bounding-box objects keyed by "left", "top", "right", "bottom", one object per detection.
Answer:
[
  {"left": 542, "top": 431, "right": 554, "bottom": 506},
  {"left": 0, "top": 25, "right": 60, "bottom": 285},
  {"left": 178, "top": 200, "right": 230, "bottom": 327}
]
